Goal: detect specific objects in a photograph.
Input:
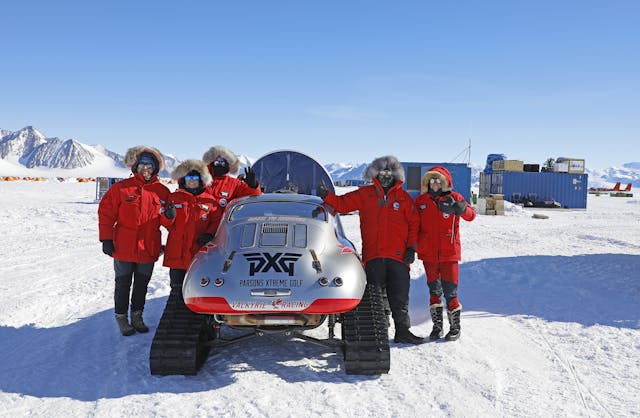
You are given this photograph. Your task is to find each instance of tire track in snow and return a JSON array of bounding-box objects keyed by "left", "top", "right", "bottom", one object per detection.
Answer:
[{"left": 521, "top": 316, "right": 614, "bottom": 418}]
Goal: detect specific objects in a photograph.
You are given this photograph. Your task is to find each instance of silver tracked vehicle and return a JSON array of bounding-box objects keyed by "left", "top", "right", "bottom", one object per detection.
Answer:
[{"left": 150, "top": 151, "right": 390, "bottom": 376}]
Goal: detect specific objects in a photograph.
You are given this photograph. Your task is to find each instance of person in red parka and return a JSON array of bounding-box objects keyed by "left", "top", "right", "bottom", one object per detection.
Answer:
[
  {"left": 98, "top": 146, "right": 170, "bottom": 336},
  {"left": 319, "top": 155, "right": 423, "bottom": 344},
  {"left": 202, "top": 145, "right": 261, "bottom": 231},
  {"left": 161, "top": 159, "right": 219, "bottom": 293},
  {"left": 415, "top": 166, "right": 476, "bottom": 341}
]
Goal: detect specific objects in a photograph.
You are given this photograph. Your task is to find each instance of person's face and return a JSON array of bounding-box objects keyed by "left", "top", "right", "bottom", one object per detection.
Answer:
[
  {"left": 212, "top": 157, "right": 229, "bottom": 176},
  {"left": 137, "top": 163, "right": 154, "bottom": 180},
  {"left": 428, "top": 177, "right": 442, "bottom": 191},
  {"left": 184, "top": 174, "right": 200, "bottom": 189},
  {"left": 377, "top": 169, "right": 394, "bottom": 188}
]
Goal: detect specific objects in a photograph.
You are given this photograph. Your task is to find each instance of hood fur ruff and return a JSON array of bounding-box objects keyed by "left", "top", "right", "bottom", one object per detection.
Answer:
[
  {"left": 124, "top": 145, "right": 165, "bottom": 171},
  {"left": 421, "top": 166, "right": 452, "bottom": 193},
  {"left": 171, "top": 159, "right": 213, "bottom": 186},
  {"left": 364, "top": 155, "right": 405, "bottom": 182},
  {"left": 202, "top": 145, "right": 240, "bottom": 175}
]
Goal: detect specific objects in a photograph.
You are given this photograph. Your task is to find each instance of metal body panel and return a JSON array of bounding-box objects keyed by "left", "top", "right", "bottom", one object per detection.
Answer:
[
  {"left": 183, "top": 194, "right": 367, "bottom": 315},
  {"left": 489, "top": 172, "right": 588, "bottom": 208}
]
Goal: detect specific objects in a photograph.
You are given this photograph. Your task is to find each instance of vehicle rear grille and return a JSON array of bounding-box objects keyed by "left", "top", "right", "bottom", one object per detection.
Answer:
[{"left": 262, "top": 223, "right": 288, "bottom": 234}]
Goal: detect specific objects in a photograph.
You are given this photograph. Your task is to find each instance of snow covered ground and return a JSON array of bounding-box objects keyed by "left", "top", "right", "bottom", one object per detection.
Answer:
[{"left": 0, "top": 181, "right": 638, "bottom": 417}]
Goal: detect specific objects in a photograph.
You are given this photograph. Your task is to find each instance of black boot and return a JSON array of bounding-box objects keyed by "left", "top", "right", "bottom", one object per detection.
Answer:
[
  {"left": 115, "top": 313, "right": 135, "bottom": 336},
  {"left": 130, "top": 310, "right": 149, "bottom": 333},
  {"left": 429, "top": 305, "right": 444, "bottom": 340},
  {"left": 394, "top": 328, "right": 425, "bottom": 344},
  {"left": 445, "top": 308, "right": 461, "bottom": 341}
]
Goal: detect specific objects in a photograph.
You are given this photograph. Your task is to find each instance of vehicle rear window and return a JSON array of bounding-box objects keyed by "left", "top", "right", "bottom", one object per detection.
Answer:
[{"left": 228, "top": 201, "right": 327, "bottom": 222}]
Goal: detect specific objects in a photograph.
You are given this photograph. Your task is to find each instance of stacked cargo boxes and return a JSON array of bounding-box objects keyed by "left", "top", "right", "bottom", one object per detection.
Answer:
[
  {"left": 480, "top": 154, "right": 588, "bottom": 209},
  {"left": 555, "top": 158, "right": 586, "bottom": 174},
  {"left": 475, "top": 194, "right": 505, "bottom": 215},
  {"left": 492, "top": 160, "right": 524, "bottom": 172}
]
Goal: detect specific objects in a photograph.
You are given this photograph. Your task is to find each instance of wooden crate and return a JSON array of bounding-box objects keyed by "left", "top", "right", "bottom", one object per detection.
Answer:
[
  {"left": 565, "top": 159, "right": 585, "bottom": 173},
  {"left": 492, "top": 160, "right": 524, "bottom": 172}
]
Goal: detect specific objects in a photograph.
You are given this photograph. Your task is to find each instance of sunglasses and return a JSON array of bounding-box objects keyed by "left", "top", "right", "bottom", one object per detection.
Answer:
[
  {"left": 184, "top": 175, "right": 200, "bottom": 181},
  {"left": 213, "top": 159, "right": 228, "bottom": 167},
  {"left": 138, "top": 163, "right": 154, "bottom": 170},
  {"left": 429, "top": 178, "right": 442, "bottom": 184}
]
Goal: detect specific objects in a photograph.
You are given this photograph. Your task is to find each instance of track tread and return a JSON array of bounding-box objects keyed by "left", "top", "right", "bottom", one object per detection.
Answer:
[
  {"left": 342, "top": 283, "right": 390, "bottom": 375},
  {"left": 149, "top": 289, "right": 211, "bottom": 375}
]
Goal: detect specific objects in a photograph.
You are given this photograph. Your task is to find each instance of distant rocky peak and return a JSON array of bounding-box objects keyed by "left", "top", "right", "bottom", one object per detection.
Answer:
[{"left": 0, "top": 126, "right": 48, "bottom": 159}]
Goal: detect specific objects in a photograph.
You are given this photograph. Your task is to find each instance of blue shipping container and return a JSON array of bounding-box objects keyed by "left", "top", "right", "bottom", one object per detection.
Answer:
[
  {"left": 489, "top": 172, "right": 588, "bottom": 208},
  {"left": 401, "top": 162, "right": 472, "bottom": 202}
]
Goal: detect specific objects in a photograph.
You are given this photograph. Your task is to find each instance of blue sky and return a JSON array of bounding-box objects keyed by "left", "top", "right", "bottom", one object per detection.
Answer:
[{"left": 1, "top": 1, "right": 638, "bottom": 170}]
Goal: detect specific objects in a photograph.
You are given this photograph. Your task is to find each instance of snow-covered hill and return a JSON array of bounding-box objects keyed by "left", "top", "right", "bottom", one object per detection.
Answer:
[
  {"left": 0, "top": 181, "right": 638, "bottom": 416},
  {"left": 587, "top": 164, "right": 640, "bottom": 188}
]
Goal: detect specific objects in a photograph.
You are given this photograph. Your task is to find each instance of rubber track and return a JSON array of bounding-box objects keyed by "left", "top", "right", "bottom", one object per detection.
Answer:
[
  {"left": 342, "top": 283, "right": 390, "bottom": 375},
  {"left": 149, "top": 289, "right": 211, "bottom": 375}
]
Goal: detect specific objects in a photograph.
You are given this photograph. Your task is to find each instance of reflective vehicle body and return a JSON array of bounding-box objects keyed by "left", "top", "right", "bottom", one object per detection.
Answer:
[
  {"left": 150, "top": 150, "right": 389, "bottom": 376},
  {"left": 183, "top": 193, "right": 366, "bottom": 327}
]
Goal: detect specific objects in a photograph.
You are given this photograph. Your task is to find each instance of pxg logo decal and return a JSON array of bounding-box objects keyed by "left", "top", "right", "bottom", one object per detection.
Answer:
[{"left": 243, "top": 252, "right": 302, "bottom": 276}]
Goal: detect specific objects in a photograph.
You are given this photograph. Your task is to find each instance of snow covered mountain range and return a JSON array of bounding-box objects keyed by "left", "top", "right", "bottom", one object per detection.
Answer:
[
  {"left": 1, "top": 126, "right": 639, "bottom": 188},
  {"left": 0, "top": 126, "right": 178, "bottom": 178}
]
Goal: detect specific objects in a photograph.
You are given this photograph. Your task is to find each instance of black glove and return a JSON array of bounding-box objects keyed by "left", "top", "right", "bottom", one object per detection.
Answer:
[
  {"left": 101, "top": 240, "right": 115, "bottom": 257},
  {"left": 403, "top": 247, "right": 415, "bottom": 264},
  {"left": 197, "top": 233, "right": 214, "bottom": 245},
  {"left": 164, "top": 202, "right": 176, "bottom": 219},
  {"left": 243, "top": 166, "right": 258, "bottom": 189},
  {"left": 437, "top": 195, "right": 456, "bottom": 214},
  {"left": 317, "top": 183, "right": 328, "bottom": 199},
  {"left": 452, "top": 200, "right": 467, "bottom": 216}
]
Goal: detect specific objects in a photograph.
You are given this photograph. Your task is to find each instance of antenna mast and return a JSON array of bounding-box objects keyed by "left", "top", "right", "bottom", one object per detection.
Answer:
[{"left": 449, "top": 140, "right": 472, "bottom": 166}]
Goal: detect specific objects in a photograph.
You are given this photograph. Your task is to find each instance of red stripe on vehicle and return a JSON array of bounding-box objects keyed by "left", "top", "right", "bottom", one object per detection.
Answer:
[{"left": 184, "top": 297, "right": 360, "bottom": 314}]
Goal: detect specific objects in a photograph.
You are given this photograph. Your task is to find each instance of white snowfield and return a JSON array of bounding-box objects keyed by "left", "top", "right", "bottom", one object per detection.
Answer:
[{"left": 0, "top": 181, "right": 638, "bottom": 417}]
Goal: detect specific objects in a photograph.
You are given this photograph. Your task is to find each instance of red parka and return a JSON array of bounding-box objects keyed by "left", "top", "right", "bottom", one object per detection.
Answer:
[
  {"left": 206, "top": 174, "right": 261, "bottom": 211},
  {"left": 415, "top": 166, "right": 475, "bottom": 262},
  {"left": 324, "top": 178, "right": 419, "bottom": 264},
  {"left": 98, "top": 173, "right": 170, "bottom": 264},
  {"left": 161, "top": 189, "right": 220, "bottom": 270}
]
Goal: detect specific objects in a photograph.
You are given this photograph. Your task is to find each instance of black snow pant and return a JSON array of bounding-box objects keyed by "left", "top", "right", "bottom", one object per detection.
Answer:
[
  {"left": 365, "top": 258, "right": 411, "bottom": 332},
  {"left": 114, "top": 260, "right": 153, "bottom": 315}
]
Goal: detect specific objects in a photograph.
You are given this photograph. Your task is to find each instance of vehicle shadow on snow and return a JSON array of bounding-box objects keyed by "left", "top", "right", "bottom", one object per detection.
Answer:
[
  {"left": 0, "top": 297, "right": 378, "bottom": 401},
  {"left": 409, "top": 253, "right": 640, "bottom": 330}
]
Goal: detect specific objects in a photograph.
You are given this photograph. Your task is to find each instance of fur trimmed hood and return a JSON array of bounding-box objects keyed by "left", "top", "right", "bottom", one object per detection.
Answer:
[
  {"left": 364, "top": 155, "right": 405, "bottom": 183},
  {"left": 124, "top": 145, "right": 165, "bottom": 171},
  {"left": 421, "top": 166, "right": 453, "bottom": 193},
  {"left": 170, "top": 159, "right": 213, "bottom": 186},
  {"left": 202, "top": 145, "right": 240, "bottom": 175}
]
